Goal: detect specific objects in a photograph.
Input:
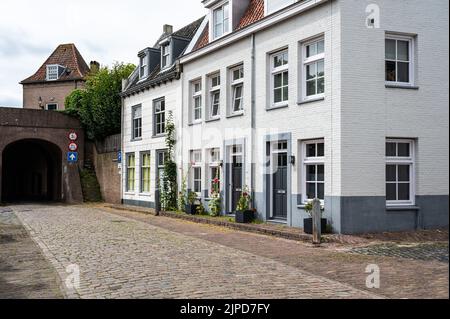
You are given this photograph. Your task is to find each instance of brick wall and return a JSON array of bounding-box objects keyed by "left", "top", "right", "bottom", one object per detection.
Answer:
[{"left": 22, "top": 81, "right": 85, "bottom": 110}]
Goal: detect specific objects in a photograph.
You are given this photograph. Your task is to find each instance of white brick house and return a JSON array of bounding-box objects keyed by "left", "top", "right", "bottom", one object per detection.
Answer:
[{"left": 122, "top": 0, "right": 449, "bottom": 234}]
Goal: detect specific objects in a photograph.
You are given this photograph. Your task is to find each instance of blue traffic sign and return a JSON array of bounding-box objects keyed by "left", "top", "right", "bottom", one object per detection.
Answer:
[
  {"left": 67, "top": 152, "right": 78, "bottom": 163},
  {"left": 117, "top": 151, "right": 122, "bottom": 163}
]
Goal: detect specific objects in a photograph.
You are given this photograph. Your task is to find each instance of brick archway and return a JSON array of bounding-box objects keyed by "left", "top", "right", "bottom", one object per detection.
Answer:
[{"left": 0, "top": 108, "right": 85, "bottom": 203}]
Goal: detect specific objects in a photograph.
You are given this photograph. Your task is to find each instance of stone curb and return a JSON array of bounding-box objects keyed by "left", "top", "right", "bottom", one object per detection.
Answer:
[{"left": 105, "top": 204, "right": 320, "bottom": 243}]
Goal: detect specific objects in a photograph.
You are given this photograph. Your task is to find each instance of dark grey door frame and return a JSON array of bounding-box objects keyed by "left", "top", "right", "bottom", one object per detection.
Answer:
[{"left": 223, "top": 138, "right": 246, "bottom": 214}]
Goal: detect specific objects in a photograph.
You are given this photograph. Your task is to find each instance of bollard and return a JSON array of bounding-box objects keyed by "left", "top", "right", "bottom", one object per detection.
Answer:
[
  {"left": 312, "top": 198, "right": 321, "bottom": 245},
  {"left": 155, "top": 188, "right": 160, "bottom": 216}
]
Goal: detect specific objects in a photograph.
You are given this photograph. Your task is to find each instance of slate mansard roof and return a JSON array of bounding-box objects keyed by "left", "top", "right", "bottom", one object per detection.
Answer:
[
  {"left": 20, "top": 44, "right": 90, "bottom": 84},
  {"left": 122, "top": 18, "right": 204, "bottom": 97}
]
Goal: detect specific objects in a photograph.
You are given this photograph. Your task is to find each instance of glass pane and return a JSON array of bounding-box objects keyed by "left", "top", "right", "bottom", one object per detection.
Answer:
[
  {"left": 385, "top": 61, "right": 396, "bottom": 81},
  {"left": 317, "top": 77, "right": 325, "bottom": 94},
  {"left": 317, "top": 165, "right": 324, "bottom": 182},
  {"left": 274, "top": 88, "right": 282, "bottom": 103},
  {"left": 398, "top": 183, "right": 410, "bottom": 201},
  {"left": 385, "top": 39, "right": 396, "bottom": 60},
  {"left": 397, "top": 62, "right": 409, "bottom": 83},
  {"left": 283, "top": 52, "right": 288, "bottom": 65},
  {"left": 306, "top": 183, "right": 316, "bottom": 199},
  {"left": 397, "top": 40, "right": 409, "bottom": 61},
  {"left": 397, "top": 143, "right": 410, "bottom": 157},
  {"left": 307, "top": 165, "right": 316, "bottom": 181},
  {"left": 274, "top": 55, "right": 283, "bottom": 68},
  {"left": 317, "top": 60, "right": 324, "bottom": 77},
  {"left": 398, "top": 165, "right": 410, "bottom": 182},
  {"left": 317, "top": 143, "right": 325, "bottom": 157},
  {"left": 194, "top": 168, "right": 201, "bottom": 179},
  {"left": 282, "top": 86, "right": 288, "bottom": 101},
  {"left": 307, "top": 144, "right": 316, "bottom": 157},
  {"left": 386, "top": 183, "right": 397, "bottom": 201},
  {"left": 317, "top": 40, "right": 324, "bottom": 54},
  {"left": 234, "top": 85, "right": 242, "bottom": 98},
  {"left": 283, "top": 71, "right": 289, "bottom": 85},
  {"left": 386, "top": 142, "right": 397, "bottom": 156},
  {"left": 317, "top": 183, "right": 324, "bottom": 200},
  {"left": 386, "top": 165, "right": 397, "bottom": 182},
  {"left": 306, "top": 64, "right": 316, "bottom": 80},
  {"left": 274, "top": 73, "right": 282, "bottom": 88},
  {"left": 306, "top": 80, "right": 316, "bottom": 96},
  {"left": 306, "top": 43, "right": 317, "bottom": 58}
]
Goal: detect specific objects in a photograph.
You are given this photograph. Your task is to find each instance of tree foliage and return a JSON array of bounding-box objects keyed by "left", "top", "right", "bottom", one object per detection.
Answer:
[
  {"left": 160, "top": 111, "right": 178, "bottom": 211},
  {"left": 64, "top": 62, "right": 135, "bottom": 140}
]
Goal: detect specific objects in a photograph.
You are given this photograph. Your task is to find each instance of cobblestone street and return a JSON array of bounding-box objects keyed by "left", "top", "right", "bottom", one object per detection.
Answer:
[{"left": 1, "top": 204, "right": 448, "bottom": 299}]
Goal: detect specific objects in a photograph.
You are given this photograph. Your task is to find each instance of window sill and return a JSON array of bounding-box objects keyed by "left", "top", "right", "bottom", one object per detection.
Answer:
[
  {"left": 188, "top": 121, "right": 202, "bottom": 126},
  {"left": 124, "top": 192, "right": 136, "bottom": 196},
  {"left": 386, "top": 205, "right": 420, "bottom": 211},
  {"left": 298, "top": 97, "right": 325, "bottom": 105},
  {"left": 152, "top": 133, "right": 166, "bottom": 139},
  {"left": 226, "top": 112, "right": 244, "bottom": 119},
  {"left": 385, "top": 84, "right": 419, "bottom": 90},
  {"left": 266, "top": 104, "right": 289, "bottom": 111},
  {"left": 205, "top": 117, "right": 221, "bottom": 123},
  {"left": 139, "top": 193, "right": 152, "bottom": 197},
  {"left": 130, "top": 138, "right": 142, "bottom": 142}
]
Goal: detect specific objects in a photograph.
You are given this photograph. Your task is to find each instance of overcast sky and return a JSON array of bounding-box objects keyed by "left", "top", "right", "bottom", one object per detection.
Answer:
[{"left": 0, "top": 0, "right": 205, "bottom": 107}]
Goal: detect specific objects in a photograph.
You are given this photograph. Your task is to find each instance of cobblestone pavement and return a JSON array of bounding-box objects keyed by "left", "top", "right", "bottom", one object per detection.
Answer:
[
  {"left": 10, "top": 204, "right": 380, "bottom": 299},
  {"left": 0, "top": 207, "right": 63, "bottom": 299},
  {"left": 350, "top": 243, "right": 449, "bottom": 263}
]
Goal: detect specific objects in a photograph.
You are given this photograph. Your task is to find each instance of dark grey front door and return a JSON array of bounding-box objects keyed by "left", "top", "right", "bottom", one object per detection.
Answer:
[
  {"left": 273, "top": 153, "right": 287, "bottom": 219},
  {"left": 231, "top": 156, "right": 242, "bottom": 212}
]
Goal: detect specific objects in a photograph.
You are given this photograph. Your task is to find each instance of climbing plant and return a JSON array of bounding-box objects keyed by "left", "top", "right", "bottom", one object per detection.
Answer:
[{"left": 160, "top": 111, "right": 178, "bottom": 211}]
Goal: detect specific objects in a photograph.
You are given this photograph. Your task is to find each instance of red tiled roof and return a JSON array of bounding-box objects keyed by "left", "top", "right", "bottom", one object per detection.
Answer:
[
  {"left": 21, "top": 44, "right": 91, "bottom": 84},
  {"left": 192, "top": 0, "right": 265, "bottom": 52}
]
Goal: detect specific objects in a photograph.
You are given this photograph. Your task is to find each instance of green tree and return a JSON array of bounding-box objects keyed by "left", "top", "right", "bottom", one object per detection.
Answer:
[
  {"left": 160, "top": 111, "right": 178, "bottom": 211},
  {"left": 64, "top": 62, "right": 135, "bottom": 140}
]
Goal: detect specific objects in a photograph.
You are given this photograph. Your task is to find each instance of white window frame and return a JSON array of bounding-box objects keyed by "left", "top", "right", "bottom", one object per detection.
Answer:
[
  {"left": 229, "top": 64, "right": 244, "bottom": 115},
  {"left": 385, "top": 34, "right": 415, "bottom": 86},
  {"left": 301, "top": 139, "right": 325, "bottom": 204},
  {"left": 140, "top": 152, "right": 151, "bottom": 194},
  {"left": 126, "top": 153, "right": 136, "bottom": 193},
  {"left": 209, "top": 73, "right": 221, "bottom": 119},
  {"left": 270, "top": 49, "right": 289, "bottom": 108},
  {"left": 208, "top": 148, "right": 221, "bottom": 196},
  {"left": 161, "top": 44, "right": 171, "bottom": 70},
  {"left": 153, "top": 98, "right": 166, "bottom": 136},
  {"left": 46, "top": 65, "right": 60, "bottom": 81},
  {"left": 139, "top": 55, "right": 148, "bottom": 79},
  {"left": 192, "top": 80, "right": 202, "bottom": 123},
  {"left": 191, "top": 150, "right": 203, "bottom": 196},
  {"left": 211, "top": 1, "right": 230, "bottom": 40},
  {"left": 132, "top": 105, "right": 142, "bottom": 140},
  {"left": 386, "top": 139, "right": 415, "bottom": 206},
  {"left": 45, "top": 103, "right": 58, "bottom": 111},
  {"left": 301, "top": 37, "right": 325, "bottom": 102}
]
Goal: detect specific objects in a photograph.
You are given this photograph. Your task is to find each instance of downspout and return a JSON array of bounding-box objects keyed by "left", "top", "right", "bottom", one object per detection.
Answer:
[
  {"left": 120, "top": 82, "right": 126, "bottom": 205},
  {"left": 250, "top": 33, "right": 256, "bottom": 207}
]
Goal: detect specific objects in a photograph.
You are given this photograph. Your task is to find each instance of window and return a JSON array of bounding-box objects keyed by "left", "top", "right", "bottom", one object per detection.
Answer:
[
  {"left": 209, "top": 74, "right": 221, "bottom": 118},
  {"left": 191, "top": 150, "right": 202, "bottom": 195},
  {"left": 385, "top": 35, "right": 414, "bottom": 85},
  {"left": 141, "top": 152, "right": 151, "bottom": 193},
  {"left": 132, "top": 105, "right": 142, "bottom": 140},
  {"left": 302, "top": 38, "right": 325, "bottom": 100},
  {"left": 192, "top": 80, "right": 202, "bottom": 122},
  {"left": 126, "top": 153, "right": 136, "bottom": 192},
  {"left": 46, "top": 65, "right": 59, "bottom": 81},
  {"left": 270, "top": 50, "right": 289, "bottom": 107},
  {"left": 302, "top": 140, "right": 325, "bottom": 203},
  {"left": 213, "top": 2, "right": 229, "bottom": 39},
  {"left": 157, "top": 150, "right": 167, "bottom": 188},
  {"left": 386, "top": 139, "right": 415, "bottom": 206},
  {"left": 46, "top": 103, "right": 58, "bottom": 111},
  {"left": 161, "top": 45, "right": 171, "bottom": 69},
  {"left": 154, "top": 98, "right": 166, "bottom": 136},
  {"left": 230, "top": 65, "right": 244, "bottom": 114},
  {"left": 139, "top": 55, "right": 148, "bottom": 79},
  {"left": 208, "top": 148, "right": 221, "bottom": 195}
]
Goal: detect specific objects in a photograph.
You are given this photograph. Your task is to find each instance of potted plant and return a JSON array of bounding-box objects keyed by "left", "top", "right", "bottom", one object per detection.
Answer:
[
  {"left": 235, "top": 186, "right": 255, "bottom": 223},
  {"left": 303, "top": 200, "right": 327, "bottom": 234},
  {"left": 185, "top": 191, "right": 198, "bottom": 215},
  {"left": 208, "top": 176, "right": 221, "bottom": 217}
]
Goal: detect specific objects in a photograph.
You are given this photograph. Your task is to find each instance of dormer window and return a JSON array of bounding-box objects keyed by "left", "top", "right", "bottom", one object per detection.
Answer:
[
  {"left": 139, "top": 55, "right": 148, "bottom": 79},
  {"left": 46, "top": 65, "right": 60, "bottom": 81},
  {"left": 213, "top": 2, "right": 230, "bottom": 39},
  {"left": 161, "top": 44, "right": 171, "bottom": 69}
]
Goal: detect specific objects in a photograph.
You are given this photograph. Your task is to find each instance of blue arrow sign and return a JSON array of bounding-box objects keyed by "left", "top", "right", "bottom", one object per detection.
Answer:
[
  {"left": 117, "top": 151, "right": 122, "bottom": 163},
  {"left": 67, "top": 152, "right": 78, "bottom": 163}
]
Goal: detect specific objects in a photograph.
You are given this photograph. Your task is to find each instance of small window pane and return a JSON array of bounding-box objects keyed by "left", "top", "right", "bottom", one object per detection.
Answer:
[
  {"left": 386, "top": 143, "right": 397, "bottom": 156},
  {"left": 306, "top": 183, "right": 316, "bottom": 199},
  {"left": 307, "top": 144, "right": 316, "bottom": 157},
  {"left": 398, "top": 183, "right": 410, "bottom": 201},
  {"left": 386, "top": 165, "right": 397, "bottom": 182},
  {"left": 317, "top": 60, "right": 324, "bottom": 77},
  {"left": 385, "top": 39, "right": 396, "bottom": 60},
  {"left": 274, "top": 73, "right": 282, "bottom": 87},
  {"left": 317, "top": 40, "right": 324, "bottom": 54},
  {"left": 397, "top": 62, "right": 410, "bottom": 83},
  {"left": 282, "top": 86, "right": 288, "bottom": 102},
  {"left": 397, "top": 40, "right": 409, "bottom": 61},
  {"left": 306, "top": 80, "right": 316, "bottom": 96},
  {"left": 317, "top": 165, "right": 324, "bottom": 182},
  {"left": 386, "top": 183, "right": 397, "bottom": 201},
  {"left": 398, "top": 165, "right": 410, "bottom": 182},
  {"left": 307, "top": 165, "right": 316, "bottom": 181},
  {"left": 306, "top": 64, "right": 316, "bottom": 80},
  {"left": 317, "top": 78, "right": 325, "bottom": 94},
  {"left": 397, "top": 143, "right": 410, "bottom": 157},
  {"left": 317, "top": 143, "right": 325, "bottom": 157},
  {"left": 306, "top": 43, "right": 317, "bottom": 58},
  {"left": 274, "top": 88, "right": 282, "bottom": 103},
  {"left": 317, "top": 183, "right": 324, "bottom": 200},
  {"left": 385, "top": 61, "right": 396, "bottom": 81}
]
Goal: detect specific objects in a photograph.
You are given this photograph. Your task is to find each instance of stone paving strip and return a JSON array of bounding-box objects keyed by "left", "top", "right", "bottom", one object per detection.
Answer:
[{"left": 12, "top": 204, "right": 380, "bottom": 299}]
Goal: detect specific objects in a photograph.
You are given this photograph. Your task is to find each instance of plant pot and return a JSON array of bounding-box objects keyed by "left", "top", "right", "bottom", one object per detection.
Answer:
[
  {"left": 303, "top": 218, "right": 328, "bottom": 234},
  {"left": 235, "top": 210, "right": 255, "bottom": 223},
  {"left": 185, "top": 204, "right": 198, "bottom": 215}
]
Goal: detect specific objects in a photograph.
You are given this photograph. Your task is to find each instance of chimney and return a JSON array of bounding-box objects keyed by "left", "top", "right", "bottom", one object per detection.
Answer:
[
  {"left": 90, "top": 61, "right": 100, "bottom": 74},
  {"left": 163, "top": 24, "right": 173, "bottom": 35}
]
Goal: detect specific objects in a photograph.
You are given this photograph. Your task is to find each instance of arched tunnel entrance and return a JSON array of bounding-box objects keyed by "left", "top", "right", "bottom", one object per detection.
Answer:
[{"left": 1, "top": 139, "right": 62, "bottom": 203}]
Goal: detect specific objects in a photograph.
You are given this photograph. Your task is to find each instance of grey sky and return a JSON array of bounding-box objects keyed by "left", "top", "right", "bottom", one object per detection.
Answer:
[{"left": 0, "top": 0, "right": 205, "bottom": 106}]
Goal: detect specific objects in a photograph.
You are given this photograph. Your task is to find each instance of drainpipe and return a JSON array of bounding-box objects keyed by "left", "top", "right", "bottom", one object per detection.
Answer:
[
  {"left": 120, "top": 81, "right": 126, "bottom": 205},
  {"left": 250, "top": 33, "right": 256, "bottom": 207}
]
